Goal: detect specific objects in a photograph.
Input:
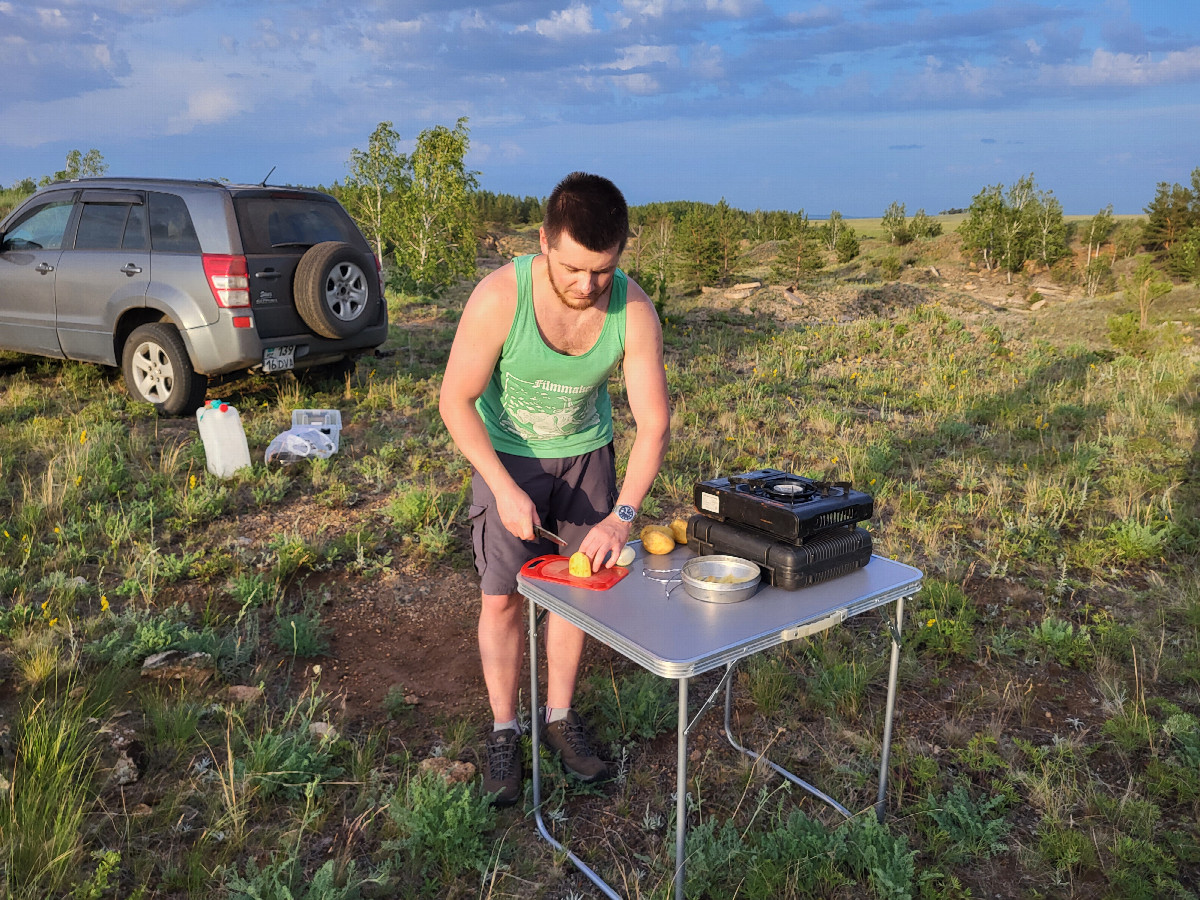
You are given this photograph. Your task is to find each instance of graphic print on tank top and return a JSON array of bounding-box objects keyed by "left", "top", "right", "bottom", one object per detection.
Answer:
[{"left": 494, "top": 372, "right": 601, "bottom": 440}]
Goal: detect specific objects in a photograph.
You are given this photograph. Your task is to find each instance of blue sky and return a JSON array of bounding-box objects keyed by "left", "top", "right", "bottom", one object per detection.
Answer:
[{"left": 1, "top": 0, "right": 1197, "bottom": 216}]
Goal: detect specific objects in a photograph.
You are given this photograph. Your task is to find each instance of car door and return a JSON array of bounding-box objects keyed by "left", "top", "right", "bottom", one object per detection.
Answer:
[
  {"left": 54, "top": 190, "right": 151, "bottom": 365},
  {"left": 0, "top": 192, "right": 75, "bottom": 357}
]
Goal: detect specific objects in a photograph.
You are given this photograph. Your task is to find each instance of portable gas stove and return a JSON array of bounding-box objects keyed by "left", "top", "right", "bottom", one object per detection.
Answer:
[{"left": 693, "top": 468, "right": 874, "bottom": 544}]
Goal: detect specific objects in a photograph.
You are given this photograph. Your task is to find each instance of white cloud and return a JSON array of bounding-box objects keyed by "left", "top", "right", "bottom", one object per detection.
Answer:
[
  {"left": 622, "top": 0, "right": 755, "bottom": 18},
  {"left": 612, "top": 72, "right": 660, "bottom": 94},
  {"left": 535, "top": 4, "right": 595, "bottom": 39},
  {"left": 460, "top": 10, "right": 489, "bottom": 31},
  {"left": 1053, "top": 47, "right": 1200, "bottom": 88},
  {"left": 377, "top": 18, "right": 424, "bottom": 39},
  {"left": 167, "top": 87, "right": 250, "bottom": 134},
  {"left": 37, "top": 7, "right": 70, "bottom": 29},
  {"left": 610, "top": 45, "right": 677, "bottom": 71}
]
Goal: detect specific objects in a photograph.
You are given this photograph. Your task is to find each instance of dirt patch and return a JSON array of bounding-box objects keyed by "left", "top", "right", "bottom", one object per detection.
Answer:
[{"left": 321, "top": 568, "right": 485, "bottom": 729}]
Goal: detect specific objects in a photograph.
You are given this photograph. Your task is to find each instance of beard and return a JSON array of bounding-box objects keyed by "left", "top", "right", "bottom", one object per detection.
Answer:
[{"left": 547, "top": 264, "right": 600, "bottom": 310}]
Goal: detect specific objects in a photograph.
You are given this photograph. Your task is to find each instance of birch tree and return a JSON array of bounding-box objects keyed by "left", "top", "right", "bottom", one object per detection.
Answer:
[
  {"left": 395, "top": 118, "right": 478, "bottom": 293},
  {"left": 345, "top": 122, "right": 407, "bottom": 265}
]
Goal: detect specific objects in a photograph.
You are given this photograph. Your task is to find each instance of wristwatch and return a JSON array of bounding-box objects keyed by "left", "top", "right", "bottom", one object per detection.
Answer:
[{"left": 615, "top": 504, "right": 636, "bottom": 523}]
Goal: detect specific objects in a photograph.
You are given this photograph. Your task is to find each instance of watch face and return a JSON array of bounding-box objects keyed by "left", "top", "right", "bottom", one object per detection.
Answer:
[{"left": 617, "top": 504, "right": 636, "bottom": 522}]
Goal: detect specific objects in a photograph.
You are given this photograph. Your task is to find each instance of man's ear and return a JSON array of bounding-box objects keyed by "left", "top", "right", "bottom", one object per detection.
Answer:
[{"left": 539, "top": 226, "right": 550, "bottom": 255}]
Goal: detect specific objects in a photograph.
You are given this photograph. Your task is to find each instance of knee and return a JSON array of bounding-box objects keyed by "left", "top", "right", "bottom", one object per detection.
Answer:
[{"left": 480, "top": 591, "right": 523, "bottom": 617}]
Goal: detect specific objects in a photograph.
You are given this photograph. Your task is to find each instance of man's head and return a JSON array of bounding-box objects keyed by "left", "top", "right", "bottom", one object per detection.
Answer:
[{"left": 542, "top": 172, "right": 629, "bottom": 254}]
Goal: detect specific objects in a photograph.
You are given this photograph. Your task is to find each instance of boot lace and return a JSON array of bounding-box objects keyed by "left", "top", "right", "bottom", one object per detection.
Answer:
[
  {"left": 554, "top": 718, "right": 594, "bottom": 757},
  {"left": 486, "top": 735, "right": 517, "bottom": 779}
]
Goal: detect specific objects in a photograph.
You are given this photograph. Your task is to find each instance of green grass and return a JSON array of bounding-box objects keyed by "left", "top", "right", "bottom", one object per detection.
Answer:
[
  {"left": 1, "top": 678, "right": 102, "bottom": 899},
  {"left": 0, "top": 224, "right": 1198, "bottom": 897}
]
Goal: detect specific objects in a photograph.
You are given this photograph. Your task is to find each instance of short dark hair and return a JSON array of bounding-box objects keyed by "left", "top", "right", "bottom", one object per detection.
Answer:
[{"left": 543, "top": 172, "right": 628, "bottom": 253}]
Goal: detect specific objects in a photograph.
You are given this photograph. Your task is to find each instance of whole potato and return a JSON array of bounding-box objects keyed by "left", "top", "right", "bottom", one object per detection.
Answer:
[{"left": 640, "top": 525, "right": 676, "bottom": 555}]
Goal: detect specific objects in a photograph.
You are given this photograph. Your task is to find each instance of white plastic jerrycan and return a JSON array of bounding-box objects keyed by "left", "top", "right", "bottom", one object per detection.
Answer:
[{"left": 196, "top": 400, "right": 252, "bottom": 478}]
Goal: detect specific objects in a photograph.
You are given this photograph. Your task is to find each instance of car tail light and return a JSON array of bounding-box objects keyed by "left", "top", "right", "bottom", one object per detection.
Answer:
[
  {"left": 374, "top": 254, "right": 385, "bottom": 296},
  {"left": 203, "top": 254, "right": 250, "bottom": 308}
]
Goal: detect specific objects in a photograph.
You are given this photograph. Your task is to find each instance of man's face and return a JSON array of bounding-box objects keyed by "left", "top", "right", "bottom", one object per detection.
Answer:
[{"left": 540, "top": 228, "right": 622, "bottom": 311}]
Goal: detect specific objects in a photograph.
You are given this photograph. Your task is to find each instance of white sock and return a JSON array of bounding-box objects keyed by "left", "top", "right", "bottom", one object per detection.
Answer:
[
  {"left": 546, "top": 706, "right": 570, "bottom": 724},
  {"left": 493, "top": 718, "right": 521, "bottom": 734}
]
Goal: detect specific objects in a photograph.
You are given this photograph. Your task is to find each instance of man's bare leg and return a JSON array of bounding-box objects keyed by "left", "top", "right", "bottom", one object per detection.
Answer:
[
  {"left": 479, "top": 595, "right": 586, "bottom": 721},
  {"left": 545, "top": 610, "right": 585, "bottom": 713},
  {"left": 479, "top": 591, "right": 524, "bottom": 723}
]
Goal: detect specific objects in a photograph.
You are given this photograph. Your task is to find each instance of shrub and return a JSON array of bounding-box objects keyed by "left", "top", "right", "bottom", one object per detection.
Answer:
[
  {"left": 919, "top": 784, "right": 1012, "bottom": 862},
  {"left": 385, "top": 770, "right": 497, "bottom": 885}
]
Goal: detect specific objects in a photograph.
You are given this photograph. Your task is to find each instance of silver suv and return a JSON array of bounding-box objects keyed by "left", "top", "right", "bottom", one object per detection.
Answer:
[{"left": 0, "top": 178, "right": 388, "bottom": 414}]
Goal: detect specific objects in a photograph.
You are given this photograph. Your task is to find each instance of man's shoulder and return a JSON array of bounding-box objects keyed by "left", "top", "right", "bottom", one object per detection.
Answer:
[{"left": 469, "top": 261, "right": 520, "bottom": 309}]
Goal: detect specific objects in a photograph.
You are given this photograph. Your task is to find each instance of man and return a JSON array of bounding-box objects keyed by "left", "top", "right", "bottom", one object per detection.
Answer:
[{"left": 439, "top": 172, "right": 670, "bottom": 806}]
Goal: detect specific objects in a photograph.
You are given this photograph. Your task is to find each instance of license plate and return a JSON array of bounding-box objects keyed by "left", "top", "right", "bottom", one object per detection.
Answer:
[{"left": 263, "top": 345, "right": 295, "bottom": 372}]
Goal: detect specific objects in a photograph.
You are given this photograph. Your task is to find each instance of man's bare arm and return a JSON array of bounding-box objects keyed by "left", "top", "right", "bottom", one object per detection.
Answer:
[
  {"left": 438, "top": 267, "right": 539, "bottom": 541},
  {"left": 579, "top": 283, "right": 671, "bottom": 568}
]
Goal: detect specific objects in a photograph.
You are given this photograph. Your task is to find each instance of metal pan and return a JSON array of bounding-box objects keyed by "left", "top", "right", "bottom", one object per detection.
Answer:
[{"left": 681, "top": 555, "right": 761, "bottom": 603}]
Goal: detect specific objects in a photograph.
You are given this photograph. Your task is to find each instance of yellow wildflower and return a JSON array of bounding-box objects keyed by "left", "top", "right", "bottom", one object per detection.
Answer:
[
  {"left": 101, "top": 596, "right": 110, "bottom": 612},
  {"left": 49, "top": 618, "right": 58, "bottom": 627},
  {"left": 80, "top": 429, "right": 87, "bottom": 444}
]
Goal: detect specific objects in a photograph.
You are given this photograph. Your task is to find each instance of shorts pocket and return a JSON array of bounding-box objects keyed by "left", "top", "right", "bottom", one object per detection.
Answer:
[{"left": 467, "top": 504, "right": 488, "bottom": 578}]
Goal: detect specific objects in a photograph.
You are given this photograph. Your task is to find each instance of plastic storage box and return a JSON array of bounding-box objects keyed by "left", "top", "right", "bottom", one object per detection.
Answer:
[{"left": 291, "top": 409, "right": 342, "bottom": 452}]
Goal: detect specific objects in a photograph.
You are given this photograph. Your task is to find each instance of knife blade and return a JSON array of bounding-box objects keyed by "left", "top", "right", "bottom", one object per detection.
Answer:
[{"left": 533, "top": 523, "right": 568, "bottom": 547}]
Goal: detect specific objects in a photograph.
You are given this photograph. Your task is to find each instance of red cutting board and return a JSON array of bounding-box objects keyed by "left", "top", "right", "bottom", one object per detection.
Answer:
[{"left": 520, "top": 554, "right": 630, "bottom": 591}]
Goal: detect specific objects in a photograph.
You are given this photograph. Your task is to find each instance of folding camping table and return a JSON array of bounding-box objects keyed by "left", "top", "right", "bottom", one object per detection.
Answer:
[{"left": 518, "top": 543, "right": 923, "bottom": 900}]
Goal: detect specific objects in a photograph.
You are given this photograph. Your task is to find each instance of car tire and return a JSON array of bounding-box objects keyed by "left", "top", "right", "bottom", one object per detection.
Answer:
[
  {"left": 294, "top": 241, "right": 378, "bottom": 339},
  {"left": 121, "top": 323, "right": 208, "bottom": 416}
]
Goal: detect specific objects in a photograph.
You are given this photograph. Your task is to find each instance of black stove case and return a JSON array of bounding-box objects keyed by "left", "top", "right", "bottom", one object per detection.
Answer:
[{"left": 687, "top": 515, "right": 872, "bottom": 590}]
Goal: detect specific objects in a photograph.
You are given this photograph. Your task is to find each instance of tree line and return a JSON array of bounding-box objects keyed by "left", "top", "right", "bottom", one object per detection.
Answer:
[{"left": 4, "top": 140, "right": 1199, "bottom": 307}]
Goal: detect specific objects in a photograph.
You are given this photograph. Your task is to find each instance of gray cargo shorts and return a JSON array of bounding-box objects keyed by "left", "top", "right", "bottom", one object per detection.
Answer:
[{"left": 468, "top": 443, "right": 618, "bottom": 596}]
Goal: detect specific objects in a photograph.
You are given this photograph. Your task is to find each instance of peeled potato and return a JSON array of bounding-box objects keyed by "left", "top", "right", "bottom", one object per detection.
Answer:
[
  {"left": 616, "top": 544, "right": 636, "bottom": 567},
  {"left": 640, "top": 525, "right": 676, "bottom": 555},
  {"left": 568, "top": 551, "right": 593, "bottom": 578},
  {"left": 670, "top": 517, "right": 689, "bottom": 544}
]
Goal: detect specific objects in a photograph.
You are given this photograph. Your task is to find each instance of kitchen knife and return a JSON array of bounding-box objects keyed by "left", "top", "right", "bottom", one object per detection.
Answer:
[{"left": 533, "top": 524, "right": 568, "bottom": 547}]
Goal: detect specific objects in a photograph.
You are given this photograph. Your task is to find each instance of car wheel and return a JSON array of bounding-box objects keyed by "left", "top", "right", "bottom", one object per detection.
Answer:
[
  {"left": 294, "top": 241, "right": 379, "bottom": 339},
  {"left": 121, "top": 323, "right": 208, "bottom": 416}
]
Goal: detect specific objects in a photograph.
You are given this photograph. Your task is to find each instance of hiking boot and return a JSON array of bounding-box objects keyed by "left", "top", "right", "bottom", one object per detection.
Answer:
[
  {"left": 542, "top": 710, "right": 610, "bottom": 783},
  {"left": 482, "top": 728, "right": 523, "bottom": 807}
]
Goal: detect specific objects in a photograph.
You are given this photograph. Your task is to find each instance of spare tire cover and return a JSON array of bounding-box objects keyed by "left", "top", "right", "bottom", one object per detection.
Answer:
[{"left": 294, "top": 241, "right": 379, "bottom": 339}]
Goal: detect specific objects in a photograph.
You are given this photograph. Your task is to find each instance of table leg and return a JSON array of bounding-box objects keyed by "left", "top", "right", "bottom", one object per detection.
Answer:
[
  {"left": 674, "top": 676, "right": 689, "bottom": 900},
  {"left": 874, "top": 593, "right": 906, "bottom": 822},
  {"left": 526, "top": 599, "right": 621, "bottom": 900},
  {"left": 721, "top": 661, "right": 854, "bottom": 820}
]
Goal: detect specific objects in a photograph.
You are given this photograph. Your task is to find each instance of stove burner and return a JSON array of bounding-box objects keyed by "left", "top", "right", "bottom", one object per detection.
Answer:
[{"left": 762, "top": 479, "right": 817, "bottom": 501}]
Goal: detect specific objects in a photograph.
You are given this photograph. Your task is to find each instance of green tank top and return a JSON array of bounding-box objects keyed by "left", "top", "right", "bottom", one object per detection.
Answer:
[{"left": 476, "top": 254, "right": 627, "bottom": 458}]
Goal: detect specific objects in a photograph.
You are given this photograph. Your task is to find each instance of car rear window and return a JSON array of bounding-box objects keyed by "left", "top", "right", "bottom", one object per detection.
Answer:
[{"left": 234, "top": 197, "right": 361, "bottom": 254}]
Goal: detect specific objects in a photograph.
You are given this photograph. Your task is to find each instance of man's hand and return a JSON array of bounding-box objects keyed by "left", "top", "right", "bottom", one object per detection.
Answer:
[
  {"left": 495, "top": 482, "right": 539, "bottom": 543},
  {"left": 579, "top": 514, "right": 634, "bottom": 570}
]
